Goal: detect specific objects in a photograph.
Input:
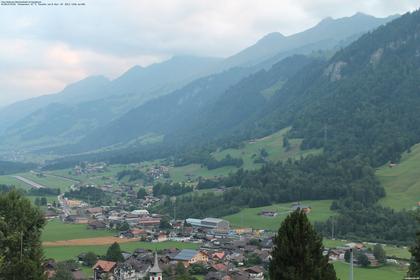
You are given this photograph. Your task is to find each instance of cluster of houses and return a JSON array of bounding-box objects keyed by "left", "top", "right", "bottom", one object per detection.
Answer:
[
  {"left": 89, "top": 244, "right": 267, "bottom": 280},
  {"left": 146, "top": 165, "right": 170, "bottom": 180},
  {"left": 73, "top": 162, "right": 109, "bottom": 175}
]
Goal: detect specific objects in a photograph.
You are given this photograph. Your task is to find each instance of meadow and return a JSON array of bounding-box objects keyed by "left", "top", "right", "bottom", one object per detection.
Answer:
[
  {"left": 223, "top": 200, "right": 334, "bottom": 231},
  {"left": 42, "top": 219, "right": 115, "bottom": 242},
  {"left": 333, "top": 262, "right": 407, "bottom": 280},
  {"left": 43, "top": 241, "right": 199, "bottom": 261},
  {"left": 377, "top": 143, "right": 420, "bottom": 210},
  {"left": 169, "top": 128, "right": 320, "bottom": 182}
]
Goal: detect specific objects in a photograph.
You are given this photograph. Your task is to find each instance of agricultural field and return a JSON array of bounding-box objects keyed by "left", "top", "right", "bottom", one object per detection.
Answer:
[
  {"left": 333, "top": 262, "right": 407, "bottom": 280},
  {"left": 223, "top": 200, "right": 334, "bottom": 231},
  {"left": 169, "top": 128, "right": 321, "bottom": 182},
  {"left": 0, "top": 175, "right": 31, "bottom": 189},
  {"left": 43, "top": 241, "right": 199, "bottom": 261},
  {"left": 377, "top": 143, "right": 420, "bottom": 210},
  {"left": 42, "top": 219, "right": 115, "bottom": 242}
]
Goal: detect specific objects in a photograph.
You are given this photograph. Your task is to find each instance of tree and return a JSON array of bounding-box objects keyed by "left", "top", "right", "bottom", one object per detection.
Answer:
[
  {"left": 344, "top": 250, "right": 351, "bottom": 263},
  {"left": 408, "top": 215, "right": 420, "bottom": 277},
  {"left": 0, "top": 189, "right": 46, "bottom": 279},
  {"left": 34, "top": 197, "right": 41, "bottom": 206},
  {"left": 84, "top": 251, "right": 98, "bottom": 267},
  {"left": 269, "top": 210, "right": 337, "bottom": 280},
  {"left": 356, "top": 252, "right": 370, "bottom": 267},
  {"left": 51, "top": 261, "right": 79, "bottom": 280},
  {"left": 105, "top": 242, "right": 124, "bottom": 262},
  {"left": 137, "top": 188, "right": 147, "bottom": 199},
  {"left": 373, "top": 244, "right": 386, "bottom": 263},
  {"left": 40, "top": 197, "right": 47, "bottom": 206},
  {"left": 116, "top": 221, "right": 129, "bottom": 232}
]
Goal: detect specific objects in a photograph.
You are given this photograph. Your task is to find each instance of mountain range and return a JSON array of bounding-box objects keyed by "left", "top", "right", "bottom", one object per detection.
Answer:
[{"left": 0, "top": 12, "right": 399, "bottom": 160}]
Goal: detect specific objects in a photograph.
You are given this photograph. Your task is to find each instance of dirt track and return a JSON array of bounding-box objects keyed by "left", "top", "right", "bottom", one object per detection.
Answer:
[{"left": 43, "top": 236, "right": 140, "bottom": 247}]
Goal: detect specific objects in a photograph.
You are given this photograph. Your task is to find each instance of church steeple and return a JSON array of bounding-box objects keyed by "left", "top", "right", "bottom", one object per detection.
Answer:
[{"left": 150, "top": 251, "right": 162, "bottom": 280}]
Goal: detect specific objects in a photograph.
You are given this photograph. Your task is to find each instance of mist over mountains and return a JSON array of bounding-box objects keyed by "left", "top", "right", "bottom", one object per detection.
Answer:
[{"left": 0, "top": 13, "right": 398, "bottom": 160}]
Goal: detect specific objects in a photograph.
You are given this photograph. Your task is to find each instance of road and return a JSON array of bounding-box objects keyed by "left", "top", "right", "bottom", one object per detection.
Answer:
[{"left": 13, "top": 176, "right": 47, "bottom": 189}]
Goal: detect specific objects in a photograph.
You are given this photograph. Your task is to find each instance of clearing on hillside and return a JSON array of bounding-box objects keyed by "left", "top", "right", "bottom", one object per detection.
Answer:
[{"left": 377, "top": 143, "right": 420, "bottom": 210}]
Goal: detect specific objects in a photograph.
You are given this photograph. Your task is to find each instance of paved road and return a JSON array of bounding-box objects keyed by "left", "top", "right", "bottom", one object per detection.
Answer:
[{"left": 13, "top": 176, "right": 47, "bottom": 189}]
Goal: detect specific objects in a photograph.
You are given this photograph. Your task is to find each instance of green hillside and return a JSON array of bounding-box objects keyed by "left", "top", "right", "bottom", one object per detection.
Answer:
[
  {"left": 169, "top": 128, "right": 320, "bottom": 182},
  {"left": 223, "top": 200, "right": 334, "bottom": 231},
  {"left": 378, "top": 143, "right": 420, "bottom": 210}
]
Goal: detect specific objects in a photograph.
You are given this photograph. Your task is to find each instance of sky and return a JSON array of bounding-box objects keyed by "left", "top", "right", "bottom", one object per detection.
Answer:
[{"left": 0, "top": 0, "right": 418, "bottom": 106}]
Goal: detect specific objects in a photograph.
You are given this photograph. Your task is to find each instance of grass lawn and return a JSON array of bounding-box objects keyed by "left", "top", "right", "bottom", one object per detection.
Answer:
[
  {"left": 223, "top": 200, "right": 334, "bottom": 231},
  {"left": 377, "top": 143, "right": 420, "bottom": 210},
  {"left": 333, "top": 262, "right": 407, "bottom": 280},
  {"left": 43, "top": 241, "right": 199, "bottom": 261},
  {"left": 42, "top": 219, "right": 115, "bottom": 242},
  {"left": 169, "top": 128, "right": 321, "bottom": 182}
]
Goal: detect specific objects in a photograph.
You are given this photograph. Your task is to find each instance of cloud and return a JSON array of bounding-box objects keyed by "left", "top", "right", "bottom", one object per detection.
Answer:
[{"left": 0, "top": 0, "right": 418, "bottom": 105}]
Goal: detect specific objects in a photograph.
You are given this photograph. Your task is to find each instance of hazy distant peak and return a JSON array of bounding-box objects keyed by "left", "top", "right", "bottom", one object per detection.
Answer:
[
  {"left": 62, "top": 75, "right": 110, "bottom": 91},
  {"left": 258, "top": 32, "right": 286, "bottom": 43}
]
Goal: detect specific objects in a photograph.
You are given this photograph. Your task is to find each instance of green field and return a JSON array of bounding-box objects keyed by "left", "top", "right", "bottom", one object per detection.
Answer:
[
  {"left": 333, "top": 262, "right": 407, "bottom": 280},
  {"left": 377, "top": 143, "right": 420, "bottom": 210},
  {"left": 323, "top": 239, "right": 410, "bottom": 260},
  {"left": 0, "top": 175, "right": 31, "bottom": 189},
  {"left": 169, "top": 128, "right": 321, "bottom": 182},
  {"left": 43, "top": 241, "right": 199, "bottom": 261},
  {"left": 223, "top": 200, "right": 334, "bottom": 231},
  {"left": 42, "top": 219, "right": 114, "bottom": 242}
]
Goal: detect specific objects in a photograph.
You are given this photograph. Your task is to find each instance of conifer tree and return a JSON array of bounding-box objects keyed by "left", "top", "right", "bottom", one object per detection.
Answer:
[
  {"left": 408, "top": 216, "right": 420, "bottom": 276},
  {"left": 105, "top": 242, "right": 124, "bottom": 262},
  {"left": 269, "top": 210, "right": 337, "bottom": 280},
  {"left": 0, "top": 189, "right": 46, "bottom": 280}
]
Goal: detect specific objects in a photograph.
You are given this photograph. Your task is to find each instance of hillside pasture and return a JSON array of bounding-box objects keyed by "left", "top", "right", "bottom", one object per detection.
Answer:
[
  {"left": 377, "top": 143, "right": 420, "bottom": 210},
  {"left": 223, "top": 200, "right": 334, "bottom": 231}
]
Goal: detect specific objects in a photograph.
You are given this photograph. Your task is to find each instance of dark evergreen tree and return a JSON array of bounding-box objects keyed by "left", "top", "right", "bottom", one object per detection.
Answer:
[
  {"left": 105, "top": 242, "right": 124, "bottom": 262},
  {"left": 0, "top": 189, "right": 46, "bottom": 280},
  {"left": 408, "top": 216, "right": 420, "bottom": 277},
  {"left": 269, "top": 210, "right": 337, "bottom": 280}
]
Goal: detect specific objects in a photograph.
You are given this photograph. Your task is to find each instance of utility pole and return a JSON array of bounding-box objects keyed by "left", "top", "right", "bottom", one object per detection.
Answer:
[
  {"left": 349, "top": 248, "right": 354, "bottom": 280},
  {"left": 331, "top": 217, "right": 335, "bottom": 240}
]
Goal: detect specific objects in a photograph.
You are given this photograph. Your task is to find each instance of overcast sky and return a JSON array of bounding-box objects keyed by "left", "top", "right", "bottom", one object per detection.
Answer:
[{"left": 0, "top": 0, "right": 418, "bottom": 106}]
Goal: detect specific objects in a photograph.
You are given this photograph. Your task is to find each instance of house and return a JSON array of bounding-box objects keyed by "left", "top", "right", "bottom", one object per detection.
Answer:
[
  {"left": 210, "top": 263, "right": 228, "bottom": 272},
  {"left": 114, "top": 258, "right": 151, "bottom": 280},
  {"left": 88, "top": 220, "right": 107, "bottom": 230},
  {"left": 172, "top": 249, "right": 209, "bottom": 266},
  {"left": 212, "top": 251, "right": 226, "bottom": 261},
  {"left": 157, "top": 232, "right": 167, "bottom": 242},
  {"left": 244, "top": 266, "right": 265, "bottom": 280},
  {"left": 290, "top": 203, "right": 311, "bottom": 214},
  {"left": 86, "top": 207, "right": 103, "bottom": 216},
  {"left": 131, "top": 209, "right": 149, "bottom": 216},
  {"left": 258, "top": 210, "right": 277, "bottom": 217},
  {"left": 93, "top": 260, "right": 117, "bottom": 280},
  {"left": 138, "top": 217, "right": 161, "bottom": 228}
]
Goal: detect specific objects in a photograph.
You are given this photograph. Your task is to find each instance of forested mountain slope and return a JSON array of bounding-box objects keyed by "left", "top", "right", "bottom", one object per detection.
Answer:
[{"left": 66, "top": 55, "right": 316, "bottom": 153}]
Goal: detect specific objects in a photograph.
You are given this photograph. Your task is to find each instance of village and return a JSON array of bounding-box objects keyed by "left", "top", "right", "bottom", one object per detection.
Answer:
[{"left": 39, "top": 163, "right": 407, "bottom": 280}]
